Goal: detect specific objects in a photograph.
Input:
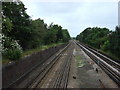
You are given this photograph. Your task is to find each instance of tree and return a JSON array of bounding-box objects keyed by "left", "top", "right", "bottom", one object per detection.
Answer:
[
  {"left": 2, "top": 34, "right": 22, "bottom": 60},
  {"left": 2, "top": 17, "right": 13, "bottom": 36},
  {"left": 2, "top": 0, "right": 71, "bottom": 61},
  {"left": 44, "top": 30, "right": 57, "bottom": 44},
  {"left": 30, "top": 18, "right": 47, "bottom": 48},
  {"left": 2, "top": 1, "right": 31, "bottom": 50},
  {"left": 44, "top": 24, "right": 71, "bottom": 44},
  {"left": 62, "top": 29, "right": 71, "bottom": 42},
  {"left": 109, "top": 26, "right": 120, "bottom": 58},
  {"left": 44, "top": 24, "right": 58, "bottom": 44},
  {"left": 76, "top": 27, "right": 109, "bottom": 49},
  {"left": 76, "top": 26, "right": 120, "bottom": 59}
]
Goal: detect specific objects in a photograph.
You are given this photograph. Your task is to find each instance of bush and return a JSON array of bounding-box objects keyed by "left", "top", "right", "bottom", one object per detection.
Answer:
[
  {"left": 3, "top": 48, "right": 22, "bottom": 60},
  {"left": 2, "top": 34, "right": 22, "bottom": 61}
]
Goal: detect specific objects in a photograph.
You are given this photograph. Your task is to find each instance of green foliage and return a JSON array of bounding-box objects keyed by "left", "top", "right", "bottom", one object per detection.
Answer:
[
  {"left": 28, "top": 18, "right": 47, "bottom": 48},
  {"left": 77, "top": 27, "right": 109, "bottom": 49},
  {"left": 101, "top": 40, "right": 110, "bottom": 51},
  {"left": 109, "top": 26, "right": 120, "bottom": 59},
  {"left": 44, "top": 29, "right": 57, "bottom": 44},
  {"left": 2, "top": 1, "right": 71, "bottom": 62},
  {"left": 2, "top": 35, "right": 22, "bottom": 60},
  {"left": 2, "top": 17, "right": 13, "bottom": 36},
  {"left": 2, "top": 1, "right": 31, "bottom": 50},
  {"left": 62, "top": 29, "right": 71, "bottom": 42},
  {"left": 76, "top": 26, "right": 120, "bottom": 60},
  {"left": 22, "top": 42, "right": 64, "bottom": 58},
  {"left": 3, "top": 48, "right": 22, "bottom": 60},
  {"left": 44, "top": 24, "right": 71, "bottom": 44}
]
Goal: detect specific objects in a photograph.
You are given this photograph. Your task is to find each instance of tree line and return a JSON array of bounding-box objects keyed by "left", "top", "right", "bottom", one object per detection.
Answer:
[
  {"left": 76, "top": 26, "right": 120, "bottom": 60},
  {"left": 2, "top": 1, "right": 71, "bottom": 61}
]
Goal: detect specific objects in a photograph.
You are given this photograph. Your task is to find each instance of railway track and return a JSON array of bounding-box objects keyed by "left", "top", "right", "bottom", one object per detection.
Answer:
[
  {"left": 52, "top": 49, "right": 72, "bottom": 88},
  {"left": 79, "top": 42, "right": 120, "bottom": 70},
  {"left": 6, "top": 41, "right": 74, "bottom": 88},
  {"left": 29, "top": 41, "right": 74, "bottom": 88},
  {"left": 76, "top": 41, "right": 120, "bottom": 87}
]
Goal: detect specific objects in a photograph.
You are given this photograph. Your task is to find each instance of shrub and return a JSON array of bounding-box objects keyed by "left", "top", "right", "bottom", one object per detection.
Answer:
[
  {"left": 2, "top": 34, "right": 22, "bottom": 61},
  {"left": 3, "top": 48, "right": 22, "bottom": 60}
]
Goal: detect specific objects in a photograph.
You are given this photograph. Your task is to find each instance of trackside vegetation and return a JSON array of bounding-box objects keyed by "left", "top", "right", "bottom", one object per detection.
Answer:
[
  {"left": 2, "top": 1, "right": 71, "bottom": 62},
  {"left": 76, "top": 27, "right": 120, "bottom": 60}
]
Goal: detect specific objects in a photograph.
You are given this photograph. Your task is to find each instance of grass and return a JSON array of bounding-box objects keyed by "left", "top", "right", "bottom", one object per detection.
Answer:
[
  {"left": 2, "top": 42, "right": 65, "bottom": 64},
  {"left": 2, "top": 58, "right": 10, "bottom": 64},
  {"left": 22, "top": 43, "right": 64, "bottom": 57},
  {"left": 75, "top": 55, "right": 85, "bottom": 67}
]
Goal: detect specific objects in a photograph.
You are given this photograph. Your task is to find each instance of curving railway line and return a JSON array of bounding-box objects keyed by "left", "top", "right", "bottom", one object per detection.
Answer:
[{"left": 75, "top": 41, "right": 120, "bottom": 87}]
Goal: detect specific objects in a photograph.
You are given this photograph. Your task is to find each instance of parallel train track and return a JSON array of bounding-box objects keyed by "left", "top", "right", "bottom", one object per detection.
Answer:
[
  {"left": 5, "top": 40, "right": 120, "bottom": 88},
  {"left": 29, "top": 43, "right": 73, "bottom": 88},
  {"left": 6, "top": 42, "right": 73, "bottom": 88},
  {"left": 76, "top": 41, "right": 120, "bottom": 87}
]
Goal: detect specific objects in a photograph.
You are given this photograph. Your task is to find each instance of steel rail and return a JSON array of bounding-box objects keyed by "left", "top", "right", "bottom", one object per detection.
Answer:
[
  {"left": 79, "top": 42, "right": 120, "bottom": 69},
  {"left": 28, "top": 43, "right": 70, "bottom": 88},
  {"left": 76, "top": 42, "right": 120, "bottom": 86},
  {"left": 6, "top": 44, "right": 70, "bottom": 88}
]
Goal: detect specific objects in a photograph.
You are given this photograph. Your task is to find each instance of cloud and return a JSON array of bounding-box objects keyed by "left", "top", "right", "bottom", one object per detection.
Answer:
[
  {"left": 21, "top": 0, "right": 119, "bottom": 3},
  {"left": 22, "top": 1, "right": 118, "bottom": 37}
]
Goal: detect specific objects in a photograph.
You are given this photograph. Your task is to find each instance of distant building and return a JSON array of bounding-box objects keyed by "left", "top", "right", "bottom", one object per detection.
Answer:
[{"left": 118, "top": 1, "right": 120, "bottom": 26}]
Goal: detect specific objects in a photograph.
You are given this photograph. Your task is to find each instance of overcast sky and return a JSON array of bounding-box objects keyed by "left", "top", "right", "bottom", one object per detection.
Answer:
[{"left": 21, "top": 0, "right": 119, "bottom": 37}]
